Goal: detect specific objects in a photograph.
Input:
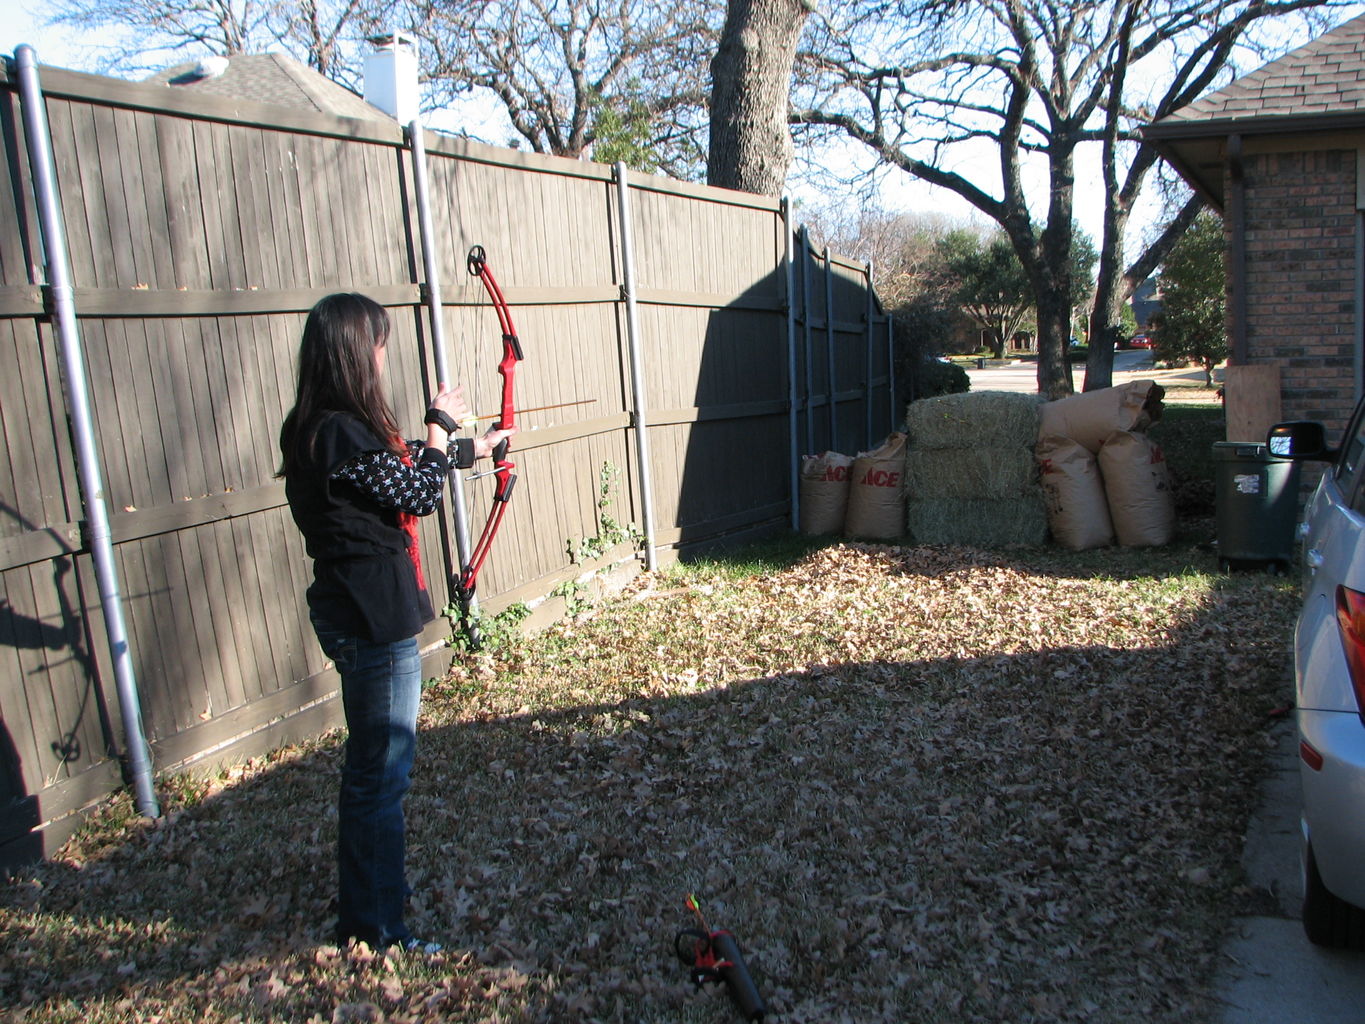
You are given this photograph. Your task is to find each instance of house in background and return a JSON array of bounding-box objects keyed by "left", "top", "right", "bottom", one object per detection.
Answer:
[
  {"left": 144, "top": 52, "right": 391, "bottom": 120},
  {"left": 1129, "top": 277, "right": 1161, "bottom": 333},
  {"left": 1146, "top": 14, "right": 1365, "bottom": 442}
]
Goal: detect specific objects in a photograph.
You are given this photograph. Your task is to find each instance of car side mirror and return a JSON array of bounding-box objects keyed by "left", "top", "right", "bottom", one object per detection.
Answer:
[{"left": 1267, "top": 421, "right": 1337, "bottom": 461}]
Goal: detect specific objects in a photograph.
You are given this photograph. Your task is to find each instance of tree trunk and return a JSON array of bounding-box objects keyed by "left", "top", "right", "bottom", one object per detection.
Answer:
[
  {"left": 708, "top": 0, "right": 813, "bottom": 196},
  {"left": 1085, "top": 263, "right": 1127, "bottom": 392},
  {"left": 1034, "top": 150, "right": 1076, "bottom": 398},
  {"left": 1035, "top": 286, "right": 1074, "bottom": 398}
]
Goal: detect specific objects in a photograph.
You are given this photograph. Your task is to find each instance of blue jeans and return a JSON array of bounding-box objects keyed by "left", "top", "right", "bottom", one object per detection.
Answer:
[{"left": 311, "top": 613, "right": 421, "bottom": 948}]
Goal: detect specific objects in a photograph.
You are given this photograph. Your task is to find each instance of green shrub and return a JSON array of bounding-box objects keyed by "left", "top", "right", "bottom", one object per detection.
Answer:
[
  {"left": 912, "top": 359, "right": 971, "bottom": 399},
  {"left": 1148, "top": 402, "right": 1225, "bottom": 518}
]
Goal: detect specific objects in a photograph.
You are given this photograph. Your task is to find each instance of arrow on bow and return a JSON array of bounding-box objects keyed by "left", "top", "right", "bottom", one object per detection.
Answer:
[{"left": 454, "top": 244, "right": 523, "bottom": 648}]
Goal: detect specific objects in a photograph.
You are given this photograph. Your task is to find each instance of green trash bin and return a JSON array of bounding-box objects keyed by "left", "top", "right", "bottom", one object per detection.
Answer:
[{"left": 1212, "top": 441, "right": 1301, "bottom": 571}]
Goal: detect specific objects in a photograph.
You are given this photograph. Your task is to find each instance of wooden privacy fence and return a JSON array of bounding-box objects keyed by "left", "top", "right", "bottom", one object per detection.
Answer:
[{"left": 0, "top": 58, "right": 893, "bottom": 861}]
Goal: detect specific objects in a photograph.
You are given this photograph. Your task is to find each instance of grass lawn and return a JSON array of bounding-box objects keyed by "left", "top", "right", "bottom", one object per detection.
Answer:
[{"left": 1, "top": 501, "right": 1298, "bottom": 1022}]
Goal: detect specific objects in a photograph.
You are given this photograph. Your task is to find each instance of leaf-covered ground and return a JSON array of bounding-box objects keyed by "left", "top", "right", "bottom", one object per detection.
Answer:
[{"left": 1, "top": 539, "right": 1297, "bottom": 1023}]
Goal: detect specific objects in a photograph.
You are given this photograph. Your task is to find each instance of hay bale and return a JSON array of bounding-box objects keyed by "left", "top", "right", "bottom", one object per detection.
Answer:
[
  {"left": 905, "top": 391, "right": 1044, "bottom": 451},
  {"left": 906, "top": 496, "right": 1049, "bottom": 546},
  {"left": 905, "top": 447, "right": 1039, "bottom": 500}
]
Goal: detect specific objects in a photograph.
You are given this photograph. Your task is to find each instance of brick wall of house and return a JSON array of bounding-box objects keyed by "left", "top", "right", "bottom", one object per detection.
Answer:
[{"left": 1238, "top": 149, "right": 1358, "bottom": 435}]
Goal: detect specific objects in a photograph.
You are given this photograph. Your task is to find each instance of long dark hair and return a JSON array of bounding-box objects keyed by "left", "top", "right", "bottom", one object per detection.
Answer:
[{"left": 278, "top": 293, "right": 400, "bottom": 476}]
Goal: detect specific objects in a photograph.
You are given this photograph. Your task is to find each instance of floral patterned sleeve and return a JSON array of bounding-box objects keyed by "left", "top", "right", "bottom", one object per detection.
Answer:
[{"left": 331, "top": 444, "right": 449, "bottom": 516}]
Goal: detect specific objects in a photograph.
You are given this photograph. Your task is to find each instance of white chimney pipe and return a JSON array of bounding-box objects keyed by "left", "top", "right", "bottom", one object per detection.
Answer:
[{"left": 364, "top": 32, "right": 420, "bottom": 123}]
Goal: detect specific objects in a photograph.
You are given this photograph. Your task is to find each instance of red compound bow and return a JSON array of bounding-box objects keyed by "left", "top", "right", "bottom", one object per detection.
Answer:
[{"left": 455, "top": 245, "right": 523, "bottom": 642}]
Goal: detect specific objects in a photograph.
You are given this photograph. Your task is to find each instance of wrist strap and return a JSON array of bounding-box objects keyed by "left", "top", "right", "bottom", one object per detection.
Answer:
[{"left": 424, "top": 407, "right": 459, "bottom": 433}]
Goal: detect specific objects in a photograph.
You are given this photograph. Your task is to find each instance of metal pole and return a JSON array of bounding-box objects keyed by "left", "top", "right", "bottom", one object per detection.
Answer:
[
  {"left": 14, "top": 46, "right": 160, "bottom": 818},
  {"left": 407, "top": 119, "right": 476, "bottom": 606},
  {"left": 888, "top": 312, "right": 899, "bottom": 432},
  {"left": 864, "top": 258, "right": 875, "bottom": 449},
  {"left": 800, "top": 227, "right": 814, "bottom": 455},
  {"left": 824, "top": 245, "right": 837, "bottom": 453},
  {"left": 612, "top": 163, "right": 658, "bottom": 571},
  {"left": 782, "top": 198, "right": 800, "bottom": 530}
]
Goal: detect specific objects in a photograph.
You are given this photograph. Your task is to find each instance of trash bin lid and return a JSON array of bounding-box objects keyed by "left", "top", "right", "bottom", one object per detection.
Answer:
[{"left": 1212, "top": 441, "right": 1270, "bottom": 461}]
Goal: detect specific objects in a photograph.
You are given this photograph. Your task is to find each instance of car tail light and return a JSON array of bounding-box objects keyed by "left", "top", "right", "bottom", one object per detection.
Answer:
[
  {"left": 1334, "top": 585, "right": 1365, "bottom": 721},
  {"left": 1301, "top": 740, "right": 1325, "bottom": 772}
]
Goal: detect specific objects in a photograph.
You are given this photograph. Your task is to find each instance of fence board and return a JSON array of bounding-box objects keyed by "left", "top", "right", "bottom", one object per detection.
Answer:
[{"left": 0, "top": 95, "right": 33, "bottom": 288}]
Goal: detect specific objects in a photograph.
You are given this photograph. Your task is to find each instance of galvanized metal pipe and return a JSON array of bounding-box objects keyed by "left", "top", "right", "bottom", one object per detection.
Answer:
[
  {"left": 612, "top": 163, "right": 658, "bottom": 571},
  {"left": 864, "top": 258, "right": 875, "bottom": 448},
  {"left": 824, "top": 245, "right": 837, "bottom": 452},
  {"left": 14, "top": 46, "right": 160, "bottom": 819},
  {"left": 782, "top": 198, "right": 800, "bottom": 530},
  {"left": 800, "top": 227, "right": 814, "bottom": 455},
  {"left": 887, "top": 312, "right": 899, "bottom": 431},
  {"left": 406, "top": 119, "right": 475, "bottom": 601}
]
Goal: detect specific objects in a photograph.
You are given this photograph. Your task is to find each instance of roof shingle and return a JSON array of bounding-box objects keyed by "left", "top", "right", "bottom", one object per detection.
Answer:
[
  {"left": 144, "top": 53, "right": 388, "bottom": 122},
  {"left": 1163, "top": 13, "right": 1365, "bottom": 124}
]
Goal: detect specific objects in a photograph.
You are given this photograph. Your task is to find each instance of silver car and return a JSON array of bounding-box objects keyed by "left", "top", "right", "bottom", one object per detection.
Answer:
[{"left": 1269, "top": 411, "right": 1365, "bottom": 948}]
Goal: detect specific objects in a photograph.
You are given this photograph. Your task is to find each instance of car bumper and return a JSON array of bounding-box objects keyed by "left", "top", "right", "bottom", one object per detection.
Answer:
[{"left": 1300, "top": 707, "right": 1365, "bottom": 909}]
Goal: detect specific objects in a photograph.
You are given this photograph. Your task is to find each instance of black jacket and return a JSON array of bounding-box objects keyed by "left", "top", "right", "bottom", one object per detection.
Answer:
[{"left": 286, "top": 412, "right": 448, "bottom": 643}]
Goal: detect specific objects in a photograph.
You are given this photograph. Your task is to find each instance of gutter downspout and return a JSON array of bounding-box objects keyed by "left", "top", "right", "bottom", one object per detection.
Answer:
[
  {"left": 406, "top": 118, "right": 476, "bottom": 602},
  {"left": 613, "top": 163, "right": 658, "bottom": 571},
  {"left": 14, "top": 46, "right": 160, "bottom": 818}
]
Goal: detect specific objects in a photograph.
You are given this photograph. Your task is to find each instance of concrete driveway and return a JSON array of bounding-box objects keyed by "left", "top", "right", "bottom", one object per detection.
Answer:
[
  {"left": 964, "top": 350, "right": 1218, "bottom": 397},
  {"left": 1214, "top": 723, "right": 1365, "bottom": 1022}
]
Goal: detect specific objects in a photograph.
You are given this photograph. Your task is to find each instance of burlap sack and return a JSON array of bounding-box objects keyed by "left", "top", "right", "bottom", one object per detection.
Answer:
[
  {"left": 799, "top": 451, "right": 854, "bottom": 535},
  {"left": 1098, "top": 430, "right": 1175, "bottom": 547},
  {"left": 1037, "top": 381, "right": 1165, "bottom": 454},
  {"left": 1036, "top": 434, "right": 1113, "bottom": 550},
  {"left": 844, "top": 433, "right": 907, "bottom": 540}
]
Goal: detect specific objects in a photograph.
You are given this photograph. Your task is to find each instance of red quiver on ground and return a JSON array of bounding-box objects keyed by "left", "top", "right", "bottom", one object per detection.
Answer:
[{"left": 675, "top": 926, "right": 768, "bottom": 1021}]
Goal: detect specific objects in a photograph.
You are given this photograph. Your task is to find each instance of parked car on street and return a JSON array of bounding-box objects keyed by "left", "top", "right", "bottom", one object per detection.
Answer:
[
  {"left": 1128, "top": 333, "right": 1154, "bottom": 348},
  {"left": 1267, "top": 407, "right": 1365, "bottom": 948}
]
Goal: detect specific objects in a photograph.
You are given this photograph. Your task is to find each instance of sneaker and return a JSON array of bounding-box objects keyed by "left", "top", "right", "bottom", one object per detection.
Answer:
[{"left": 400, "top": 937, "right": 443, "bottom": 955}]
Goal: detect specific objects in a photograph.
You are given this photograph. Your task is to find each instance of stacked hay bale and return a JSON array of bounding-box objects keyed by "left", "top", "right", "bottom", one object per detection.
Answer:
[
  {"left": 903, "top": 391, "right": 1048, "bottom": 545},
  {"left": 1036, "top": 380, "right": 1174, "bottom": 550}
]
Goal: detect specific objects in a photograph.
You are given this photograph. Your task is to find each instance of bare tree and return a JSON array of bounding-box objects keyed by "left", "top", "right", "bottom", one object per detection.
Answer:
[
  {"left": 393, "top": 0, "right": 720, "bottom": 177},
  {"left": 794, "top": 0, "right": 1346, "bottom": 396},
  {"left": 707, "top": 0, "right": 816, "bottom": 195},
  {"left": 47, "top": 0, "right": 379, "bottom": 79},
  {"left": 803, "top": 205, "right": 978, "bottom": 306}
]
